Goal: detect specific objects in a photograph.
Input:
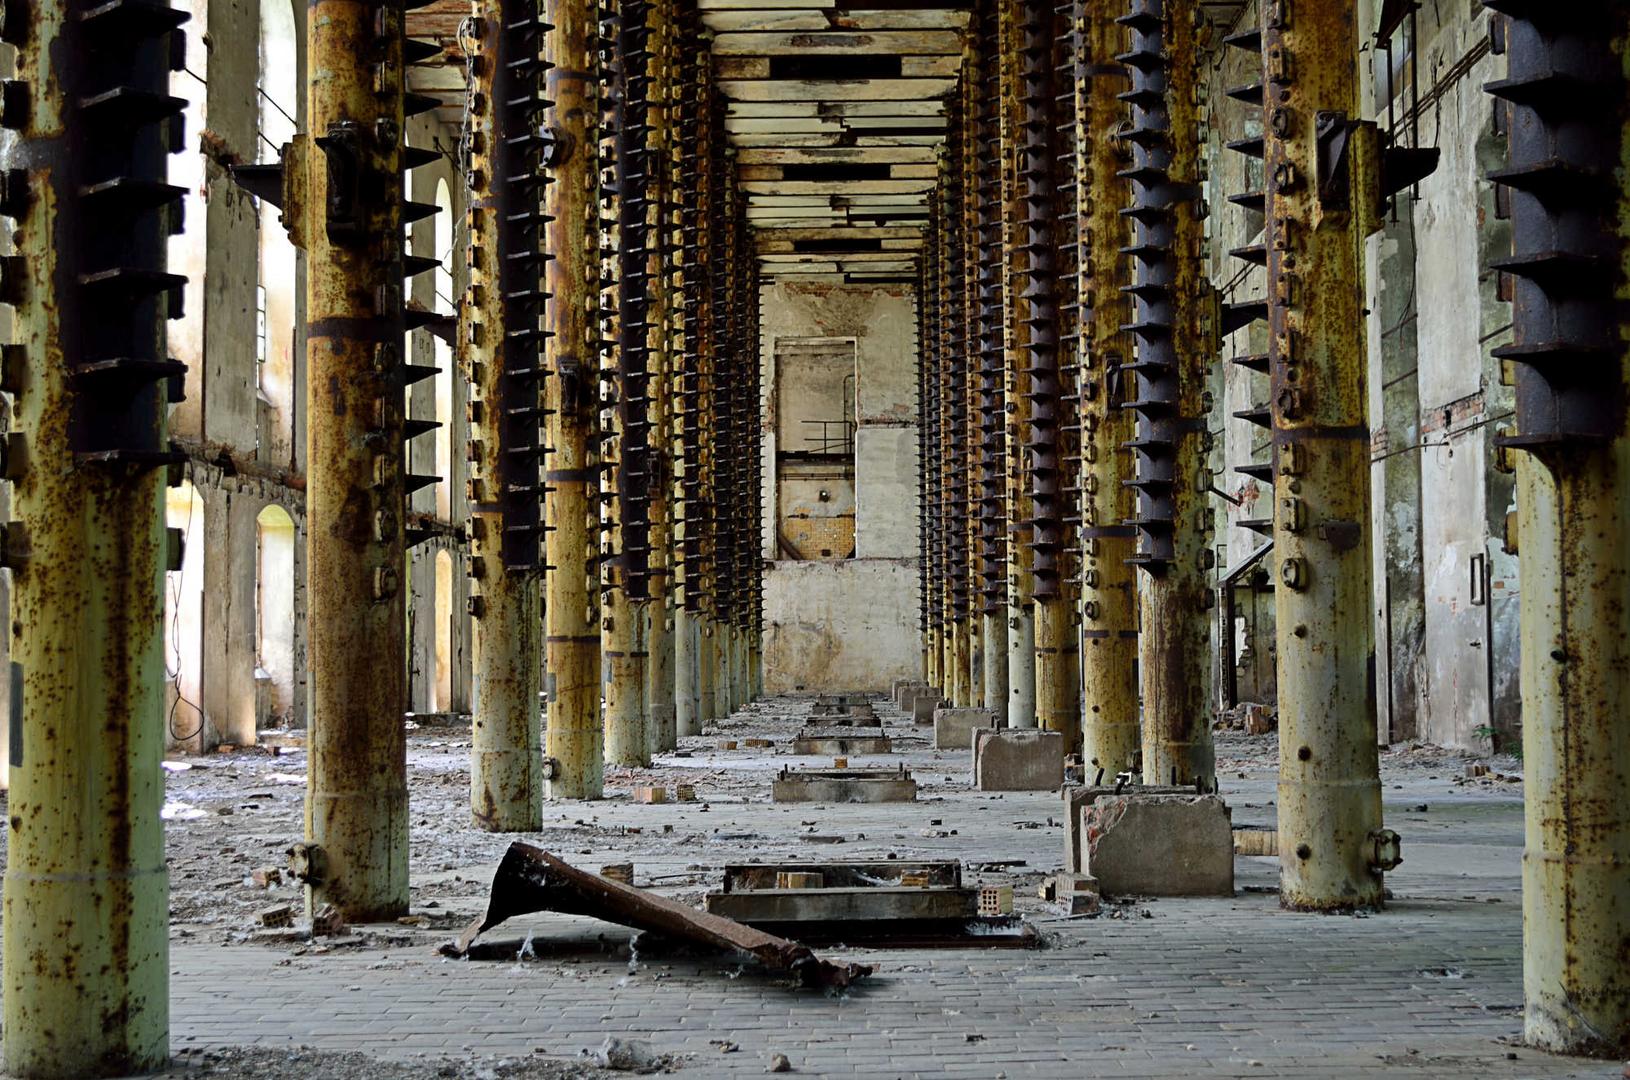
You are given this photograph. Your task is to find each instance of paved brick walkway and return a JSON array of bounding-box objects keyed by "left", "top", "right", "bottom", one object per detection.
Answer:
[{"left": 100, "top": 698, "right": 1630, "bottom": 1076}]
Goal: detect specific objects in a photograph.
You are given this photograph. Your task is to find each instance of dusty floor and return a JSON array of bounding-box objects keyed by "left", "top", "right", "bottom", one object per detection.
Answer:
[{"left": 1, "top": 694, "right": 1622, "bottom": 1079}]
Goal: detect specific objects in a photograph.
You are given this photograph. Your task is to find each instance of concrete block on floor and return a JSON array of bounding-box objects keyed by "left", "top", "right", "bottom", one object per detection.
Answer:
[
  {"left": 1061, "top": 784, "right": 1193, "bottom": 873},
  {"left": 972, "top": 728, "right": 1064, "bottom": 791},
  {"left": 900, "top": 685, "right": 937, "bottom": 713},
  {"left": 893, "top": 680, "right": 927, "bottom": 708},
  {"left": 1081, "top": 794, "right": 1234, "bottom": 897},
  {"left": 911, "top": 692, "right": 947, "bottom": 725},
  {"left": 933, "top": 707, "right": 993, "bottom": 750},
  {"left": 771, "top": 766, "right": 918, "bottom": 803}
]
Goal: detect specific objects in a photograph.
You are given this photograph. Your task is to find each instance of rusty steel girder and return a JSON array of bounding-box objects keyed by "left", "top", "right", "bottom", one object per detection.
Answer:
[
  {"left": 1118, "top": 0, "right": 1215, "bottom": 790},
  {"left": 1485, "top": 0, "right": 1630, "bottom": 1057},
  {"left": 0, "top": 0, "right": 188, "bottom": 1069}
]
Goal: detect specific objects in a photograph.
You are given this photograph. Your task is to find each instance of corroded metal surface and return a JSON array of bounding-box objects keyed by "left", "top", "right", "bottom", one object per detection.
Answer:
[
  {"left": 1486, "top": 0, "right": 1630, "bottom": 1055},
  {"left": 672, "top": 9, "right": 706, "bottom": 736},
  {"left": 0, "top": 0, "right": 187, "bottom": 1068},
  {"left": 644, "top": 0, "right": 678, "bottom": 754},
  {"left": 1075, "top": 0, "right": 1140, "bottom": 778},
  {"left": 1018, "top": 0, "right": 1078, "bottom": 750},
  {"left": 999, "top": 0, "right": 1036, "bottom": 728},
  {"left": 600, "top": 0, "right": 654, "bottom": 766},
  {"left": 1119, "top": 0, "right": 1214, "bottom": 790},
  {"left": 543, "top": 0, "right": 604, "bottom": 798},
  {"left": 451, "top": 844, "right": 872, "bottom": 989},
  {"left": 299, "top": 0, "right": 424, "bottom": 919},
  {"left": 1240, "top": 1, "right": 1387, "bottom": 911},
  {"left": 973, "top": 0, "right": 1010, "bottom": 721},
  {"left": 464, "top": 0, "right": 546, "bottom": 830}
]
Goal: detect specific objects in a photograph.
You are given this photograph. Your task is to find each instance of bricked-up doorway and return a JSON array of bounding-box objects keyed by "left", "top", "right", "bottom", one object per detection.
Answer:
[{"left": 772, "top": 337, "right": 857, "bottom": 560}]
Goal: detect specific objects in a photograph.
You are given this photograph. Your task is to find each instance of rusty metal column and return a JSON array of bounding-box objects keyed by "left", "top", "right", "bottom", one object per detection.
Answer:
[
  {"left": 1119, "top": 0, "right": 1214, "bottom": 790},
  {"left": 973, "top": 0, "right": 1009, "bottom": 721},
  {"left": 694, "top": 88, "right": 723, "bottom": 726},
  {"left": 543, "top": 0, "right": 604, "bottom": 798},
  {"left": 951, "top": 59, "right": 978, "bottom": 713},
  {"left": 1486, "top": 1, "right": 1630, "bottom": 1054},
  {"left": 0, "top": 0, "right": 187, "bottom": 1067},
  {"left": 918, "top": 226, "right": 942, "bottom": 692},
  {"left": 998, "top": 0, "right": 1036, "bottom": 727},
  {"left": 1241, "top": 1, "right": 1390, "bottom": 910},
  {"left": 464, "top": 0, "right": 548, "bottom": 831},
  {"left": 643, "top": 0, "right": 678, "bottom": 752},
  {"left": 600, "top": 0, "right": 655, "bottom": 766},
  {"left": 940, "top": 124, "right": 973, "bottom": 710},
  {"left": 294, "top": 0, "right": 443, "bottom": 918},
  {"left": 1017, "top": 0, "right": 1076, "bottom": 748},
  {"left": 672, "top": 16, "right": 704, "bottom": 736},
  {"left": 1075, "top": 0, "right": 1139, "bottom": 779},
  {"left": 747, "top": 261, "right": 765, "bottom": 700}
]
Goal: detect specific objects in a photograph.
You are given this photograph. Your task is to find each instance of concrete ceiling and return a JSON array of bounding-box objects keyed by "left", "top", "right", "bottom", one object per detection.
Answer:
[
  {"left": 708, "top": 0, "right": 963, "bottom": 281},
  {"left": 405, "top": 0, "right": 964, "bottom": 283}
]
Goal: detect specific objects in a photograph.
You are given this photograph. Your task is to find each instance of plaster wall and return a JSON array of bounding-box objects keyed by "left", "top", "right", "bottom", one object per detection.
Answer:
[
  {"left": 762, "top": 560, "right": 921, "bottom": 693},
  {"left": 758, "top": 281, "right": 921, "bottom": 691},
  {"left": 1201, "top": 0, "right": 1521, "bottom": 751}
]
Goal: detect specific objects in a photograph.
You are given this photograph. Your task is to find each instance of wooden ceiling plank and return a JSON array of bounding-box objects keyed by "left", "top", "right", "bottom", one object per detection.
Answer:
[{"left": 711, "top": 28, "right": 962, "bottom": 53}]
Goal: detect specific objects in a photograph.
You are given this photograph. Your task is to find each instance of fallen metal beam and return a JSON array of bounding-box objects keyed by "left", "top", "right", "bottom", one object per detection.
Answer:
[{"left": 447, "top": 844, "right": 870, "bottom": 990}]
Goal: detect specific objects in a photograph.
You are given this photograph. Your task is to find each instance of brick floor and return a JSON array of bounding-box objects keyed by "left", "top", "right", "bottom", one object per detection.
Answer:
[{"left": 152, "top": 697, "right": 1626, "bottom": 1076}]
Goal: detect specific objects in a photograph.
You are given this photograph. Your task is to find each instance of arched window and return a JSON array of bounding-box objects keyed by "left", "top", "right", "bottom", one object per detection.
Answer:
[
  {"left": 433, "top": 548, "right": 453, "bottom": 712},
  {"left": 255, "top": 505, "right": 296, "bottom": 728},
  {"left": 165, "top": 481, "right": 207, "bottom": 747}
]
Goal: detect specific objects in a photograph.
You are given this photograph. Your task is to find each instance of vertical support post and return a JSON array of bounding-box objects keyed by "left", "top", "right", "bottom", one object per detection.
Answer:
[
  {"left": 973, "top": 0, "right": 1010, "bottom": 722},
  {"left": 673, "top": 9, "right": 704, "bottom": 736},
  {"left": 644, "top": 0, "right": 678, "bottom": 752},
  {"left": 1485, "top": 0, "right": 1630, "bottom": 1054},
  {"left": 1256, "top": 1, "right": 1388, "bottom": 911},
  {"left": 465, "top": 0, "right": 547, "bottom": 831},
  {"left": 0, "top": 0, "right": 188, "bottom": 1068},
  {"left": 299, "top": 0, "right": 423, "bottom": 918},
  {"left": 1119, "top": 0, "right": 1215, "bottom": 790},
  {"left": 999, "top": 0, "right": 1036, "bottom": 726},
  {"left": 543, "top": 0, "right": 604, "bottom": 798},
  {"left": 1075, "top": 0, "right": 1139, "bottom": 778},
  {"left": 1018, "top": 0, "right": 1078, "bottom": 750},
  {"left": 600, "top": 0, "right": 655, "bottom": 767}
]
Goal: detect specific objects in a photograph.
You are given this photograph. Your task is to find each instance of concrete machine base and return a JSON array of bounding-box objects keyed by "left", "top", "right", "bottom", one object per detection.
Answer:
[
  {"left": 1080, "top": 794, "right": 1235, "bottom": 898},
  {"left": 772, "top": 764, "right": 919, "bottom": 803},
  {"left": 791, "top": 728, "right": 894, "bottom": 755},
  {"left": 933, "top": 707, "right": 994, "bottom": 750},
  {"left": 972, "top": 729, "right": 1064, "bottom": 791},
  {"left": 703, "top": 860, "right": 1033, "bottom": 946}
]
